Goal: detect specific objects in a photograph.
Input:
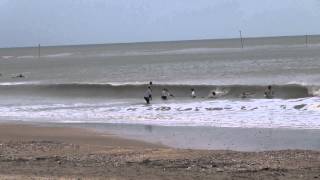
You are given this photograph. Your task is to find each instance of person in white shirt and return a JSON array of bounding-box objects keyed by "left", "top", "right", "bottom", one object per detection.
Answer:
[{"left": 191, "top": 88, "right": 196, "bottom": 98}]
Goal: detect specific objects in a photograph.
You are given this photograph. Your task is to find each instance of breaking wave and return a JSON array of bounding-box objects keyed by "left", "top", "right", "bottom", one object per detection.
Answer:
[{"left": 0, "top": 83, "right": 318, "bottom": 99}]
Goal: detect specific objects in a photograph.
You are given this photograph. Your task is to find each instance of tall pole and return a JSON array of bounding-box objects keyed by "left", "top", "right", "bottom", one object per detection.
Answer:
[
  {"left": 38, "top": 44, "right": 41, "bottom": 58},
  {"left": 305, "top": 34, "right": 308, "bottom": 48},
  {"left": 239, "top": 30, "right": 244, "bottom": 48}
]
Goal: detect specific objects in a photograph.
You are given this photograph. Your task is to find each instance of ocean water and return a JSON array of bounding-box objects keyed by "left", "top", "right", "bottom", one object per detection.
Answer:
[{"left": 0, "top": 35, "right": 320, "bottom": 129}]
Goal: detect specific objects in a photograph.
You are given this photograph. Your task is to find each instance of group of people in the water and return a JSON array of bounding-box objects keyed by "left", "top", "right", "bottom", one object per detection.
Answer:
[{"left": 144, "top": 82, "right": 275, "bottom": 104}]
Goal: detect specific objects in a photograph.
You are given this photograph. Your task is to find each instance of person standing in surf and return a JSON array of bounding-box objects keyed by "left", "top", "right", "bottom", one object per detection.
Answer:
[
  {"left": 191, "top": 88, "right": 196, "bottom": 98},
  {"left": 161, "top": 88, "right": 174, "bottom": 100},
  {"left": 264, "top": 85, "right": 274, "bottom": 98},
  {"left": 144, "top": 86, "right": 152, "bottom": 104},
  {"left": 161, "top": 88, "right": 168, "bottom": 100}
]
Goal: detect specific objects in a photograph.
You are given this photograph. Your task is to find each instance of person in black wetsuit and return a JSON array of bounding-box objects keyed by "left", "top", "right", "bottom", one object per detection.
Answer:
[{"left": 264, "top": 85, "right": 274, "bottom": 98}]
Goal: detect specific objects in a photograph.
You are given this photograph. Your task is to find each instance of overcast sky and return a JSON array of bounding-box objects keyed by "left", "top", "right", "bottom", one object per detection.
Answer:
[{"left": 1, "top": 0, "right": 320, "bottom": 47}]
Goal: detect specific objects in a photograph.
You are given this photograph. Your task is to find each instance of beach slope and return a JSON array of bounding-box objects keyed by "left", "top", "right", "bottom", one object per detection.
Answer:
[{"left": 0, "top": 124, "right": 319, "bottom": 180}]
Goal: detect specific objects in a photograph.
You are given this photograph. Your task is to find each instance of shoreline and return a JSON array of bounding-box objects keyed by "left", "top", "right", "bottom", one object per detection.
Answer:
[
  {"left": 0, "top": 122, "right": 319, "bottom": 179},
  {"left": 0, "top": 123, "right": 164, "bottom": 149},
  {"left": 1, "top": 121, "right": 320, "bottom": 151},
  {"left": 55, "top": 122, "right": 320, "bottom": 151}
]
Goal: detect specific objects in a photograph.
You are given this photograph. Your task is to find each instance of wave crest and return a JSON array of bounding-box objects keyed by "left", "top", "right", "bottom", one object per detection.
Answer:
[{"left": 0, "top": 83, "right": 318, "bottom": 99}]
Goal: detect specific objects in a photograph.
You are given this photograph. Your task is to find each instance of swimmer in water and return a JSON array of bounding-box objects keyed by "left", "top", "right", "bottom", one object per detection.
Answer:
[
  {"left": 12, "top": 74, "right": 25, "bottom": 78},
  {"left": 208, "top": 91, "right": 217, "bottom": 98},
  {"left": 168, "top": 89, "right": 174, "bottom": 98},
  {"left": 240, "top": 92, "right": 255, "bottom": 99}
]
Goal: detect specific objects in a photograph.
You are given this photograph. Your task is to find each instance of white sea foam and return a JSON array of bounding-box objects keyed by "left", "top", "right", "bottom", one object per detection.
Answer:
[
  {"left": 310, "top": 87, "right": 320, "bottom": 96},
  {"left": 44, "top": 53, "right": 73, "bottom": 58},
  {"left": 17, "top": 55, "right": 35, "bottom": 59},
  {"left": 1, "top": 56, "right": 13, "bottom": 59},
  {"left": 0, "top": 97, "right": 319, "bottom": 129},
  {"left": 0, "top": 81, "right": 41, "bottom": 85},
  {"left": 91, "top": 44, "right": 320, "bottom": 58}
]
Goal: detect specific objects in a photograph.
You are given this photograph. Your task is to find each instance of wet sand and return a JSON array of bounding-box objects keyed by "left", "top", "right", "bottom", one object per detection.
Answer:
[
  {"left": 0, "top": 123, "right": 162, "bottom": 149},
  {"left": 74, "top": 123, "right": 320, "bottom": 151},
  {"left": 0, "top": 123, "right": 319, "bottom": 179}
]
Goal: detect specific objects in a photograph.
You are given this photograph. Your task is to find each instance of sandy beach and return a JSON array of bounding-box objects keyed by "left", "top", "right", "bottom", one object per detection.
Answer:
[{"left": 0, "top": 123, "right": 318, "bottom": 180}]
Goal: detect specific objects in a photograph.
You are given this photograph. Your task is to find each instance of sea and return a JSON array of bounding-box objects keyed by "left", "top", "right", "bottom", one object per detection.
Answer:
[{"left": 1, "top": 35, "right": 320, "bottom": 129}]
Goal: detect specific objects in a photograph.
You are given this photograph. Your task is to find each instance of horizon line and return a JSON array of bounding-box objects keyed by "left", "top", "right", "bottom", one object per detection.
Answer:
[{"left": 1, "top": 33, "right": 319, "bottom": 49}]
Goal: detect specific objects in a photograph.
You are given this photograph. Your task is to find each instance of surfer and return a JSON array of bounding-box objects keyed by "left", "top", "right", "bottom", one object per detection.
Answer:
[
  {"left": 264, "top": 85, "right": 274, "bottom": 98},
  {"left": 144, "top": 86, "right": 152, "bottom": 104},
  {"left": 208, "top": 91, "right": 217, "bottom": 98},
  {"left": 191, "top": 88, "right": 196, "bottom": 98}
]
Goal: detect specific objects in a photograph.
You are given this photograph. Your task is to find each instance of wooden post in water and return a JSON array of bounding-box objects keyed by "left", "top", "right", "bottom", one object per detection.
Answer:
[
  {"left": 305, "top": 34, "right": 308, "bottom": 48},
  {"left": 38, "top": 44, "right": 41, "bottom": 58},
  {"left": 239, "top": 30, "right": 244, "bottom": 48}
]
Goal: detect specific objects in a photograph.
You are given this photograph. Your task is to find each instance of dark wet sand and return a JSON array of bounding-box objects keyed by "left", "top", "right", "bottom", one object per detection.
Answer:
[
  {"left": 67, "top": 123, "right": 320, "bottom": 151},
  {"left": 0, "top": 123, "right": 319, "bottom": 180}
]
